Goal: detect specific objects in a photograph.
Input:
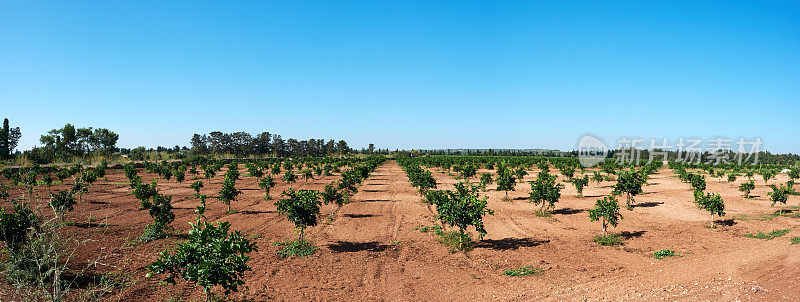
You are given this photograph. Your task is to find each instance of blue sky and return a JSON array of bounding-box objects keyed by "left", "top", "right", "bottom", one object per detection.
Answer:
[{"left": 1, "top": 1, "right": 799, "bottom": 153}]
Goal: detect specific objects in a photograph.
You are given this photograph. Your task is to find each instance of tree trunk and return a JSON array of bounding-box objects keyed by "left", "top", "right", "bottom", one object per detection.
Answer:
[{"left": 602, "top": 218, "right": 607, "bottom": 237}]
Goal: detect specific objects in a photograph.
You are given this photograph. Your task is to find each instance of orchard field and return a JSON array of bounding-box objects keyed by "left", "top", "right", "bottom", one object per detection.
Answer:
[{"left": 1, "top": 156, "right": 799, "bottom": 301}]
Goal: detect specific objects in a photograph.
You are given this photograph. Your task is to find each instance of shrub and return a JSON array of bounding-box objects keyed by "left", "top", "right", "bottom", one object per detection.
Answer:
[
  {"left": 147, "top": 221, "right": 257, "bottom": 299},
  {"left": 768, "top": 184, "right": 790, "bottom": 214},
  {"left": 141, "top": 193, "right": 175, "bottom": 241},
  {"left": 274, "top": 238, "right": 317, "bottom": 258},
  {"left": 0, "top": 201, "right": 39, "bottom": 252},
  {"left": 322, "top": 182, "right": 345, "bottom": 216},
  {"left": 49, "top": 190, "right": 76, "bottom": 218},
  {"left": 282, "top": 170, "right": 297, "bottom": 184}
]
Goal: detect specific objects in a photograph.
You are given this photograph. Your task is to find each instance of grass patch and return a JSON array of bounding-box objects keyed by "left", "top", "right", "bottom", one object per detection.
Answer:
[
  {"left": 534, "top": 210, "right": 552, "bottom": 217},
  {"left": 745, "top": 229, "right": 791, "bottom": 240},
  {"left": 791, "top": 237, "right": 800, "bottom": 244},
  {"left": 503, "top": 265, "right": 545, "bottom": 277},
  {"left": 274, "top": 238, "right": 317, "bottom": 258},
  {"left": 653, "top": 249, "right": 680, "bottom": 259},
  {"left": 436, "top": 230, "right": 473, "bottom": 252},
  {"left": 592, "top": 234, "right": 623, "bottom": 246},
  {"left": 414, "top": 225, "right": 442, "bottom": 233}
]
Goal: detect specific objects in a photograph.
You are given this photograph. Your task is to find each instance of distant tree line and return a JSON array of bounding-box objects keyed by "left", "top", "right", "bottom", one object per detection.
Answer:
[{"left": 188, "top": 131, "right": 388, "bottom": 158}]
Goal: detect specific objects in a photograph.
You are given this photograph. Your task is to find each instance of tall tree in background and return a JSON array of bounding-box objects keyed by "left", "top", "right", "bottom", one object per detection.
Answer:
[{"left": 0, "top": 118, "right": 19, "bottom": 159}]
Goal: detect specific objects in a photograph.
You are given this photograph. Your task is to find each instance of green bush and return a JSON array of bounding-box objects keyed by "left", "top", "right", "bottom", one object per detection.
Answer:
[
  {"left": 745, "top": 229, "right": 791, "bottom": 240},
  {"left": 147, "top": 221, "right": 257, "bottom": 299}
]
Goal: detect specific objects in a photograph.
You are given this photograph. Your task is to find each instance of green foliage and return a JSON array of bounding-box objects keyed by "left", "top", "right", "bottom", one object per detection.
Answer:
[
  {"left": 322, "top": 182, "right": 345, "bottom": 208},
  {"left": 258, "top": 176, "right": 275, "bottom": 200},
  {"left": 479, "top": 173, "right": 493, "bottom": 190},
  {"left": 190, "top": 180, "right": 204, "bottom": 198},
  {"left": 739, "top": 181, "right": 755, "bottom": 198},
  {"left": 653, "top": 249, "right": 679, "bottom": 259},
  {"left": 140, "top": 193, "right": 175, "bottom": 242},
  {"left": 689, "top": 173, "right": 706, "bottom": 192},
  {"left": 282, "top": 170, "right": 297, "bottom": 184},
  {"left": 275, "top": 189, "right": 321, "bottom": 241},
  {"left": 413, "top": 225, "right": 443, "bottom": 233},
  {"left": 528, "top": 171, "right": 564, "bottom": 213},
  {"left": 436, "top": 230, "right": 474, "bottom": 252},
  {"left": 591, "top": 171, "right": 603, "bottom": 184},
  {"left": 503, "top": 265, "right": 545, "bottom": 277},
  {"left": 274, "top": 238, "right": 317, "bottom": 258},
  {"left": 513, "top": 167, "right": 528, "bottom": 183},
  {"left": 592, "top": 234, "right": 623, "bottom": 246},
  {"left": 693, "top": 190, "right": 725, "bottom": 228},
  {"left": 301, "top": 168, "right": 313, "bottom": 183},
  {"left": 612, "top": 170, "right": 644, "bottom": 209},
  {"left": 570, "top": 175, "right": 589, "bottom": 197},
  {"left": 147, "top": 221, "right": 257, "bottom": 298},
  {"left": 428, "top": 182, "right": 493, "bottom": 240},
  {"left": 459, "top": 163, "right": 477, "bottom": 179},
  {"left": 768, "top": 184, "right": 790, "bottom": 208},
  {"left": 791, "top": 237, "right": 800, "bottom": 244},
  {"left": 49, "top": 190, "right": 76, "bottom": 217},
  {"left": 588, "top": 196, "right": 622, "bottom": 237},
  {"left": 745, "top": 229, "right": 791, "bottom": 240},
  {"left": 0, "top": 202, "right": 39, "bottom": 252},
  {"left": 218, "top": 175, "right": 241, "bottom": 213},
  {"left": 558, "top": 164, "right": 575, "bottom": 179},
  {"left": 496, "top": 169, "right": 516, "bottom": 199},
  {"left": 760, "top": 169, "right": 777, "bottom": 185}
]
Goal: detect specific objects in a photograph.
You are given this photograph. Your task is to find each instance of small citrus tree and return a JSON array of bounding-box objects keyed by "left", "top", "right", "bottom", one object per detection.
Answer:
[
  {"left": 739, "top": 180, "right": 755, "bottom": 198},
  {"left": 612, "top": 170, "right": 644, "bottom": 209},
  {"left": 528, "top": 171, "right": 564, "bottom": 214},
  {"left": 430, "top": 182, "right": 493, "bottom": 251},
  {"left": 275, "top": 189, "right": 321, "bottom": 242},
  {"left": 147, "top": 208, "right": 257, "bottom": 300},
  {"left": 694, "top": 191, "right": 725, "bottom": 228},
  {"left": 258, "top": 176, "right": 276, "bottom": 200},
  {"left": 588, "top": 196, "right": 622, "bottom": 237},
  {"left": 570, "top": 175, "right": 589, "bottom": 198},
  {"left": 496, "top": 170, "right": 516, "bottom": 200}
]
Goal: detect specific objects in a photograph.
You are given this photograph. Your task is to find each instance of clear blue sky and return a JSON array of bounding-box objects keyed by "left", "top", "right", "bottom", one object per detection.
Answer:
[{"left": 2, "top": 1, "right": 799, "bottom": 153}]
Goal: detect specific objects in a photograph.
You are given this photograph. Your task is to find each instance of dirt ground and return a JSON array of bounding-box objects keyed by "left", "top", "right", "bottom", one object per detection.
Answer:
[{"left": 2, "top": 161, "right": 799, "bottom": 301}]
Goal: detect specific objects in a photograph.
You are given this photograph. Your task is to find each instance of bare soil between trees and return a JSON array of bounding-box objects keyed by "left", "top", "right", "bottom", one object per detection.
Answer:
[{"left": 2, "top": 161, "right": 799, "bottom": 301}]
